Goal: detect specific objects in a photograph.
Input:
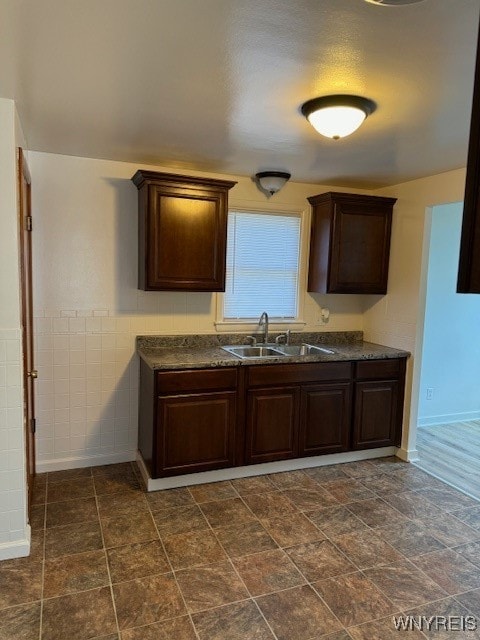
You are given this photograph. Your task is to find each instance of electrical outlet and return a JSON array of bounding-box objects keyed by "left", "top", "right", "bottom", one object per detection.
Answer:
[
  {"left": 426, "top": 388, "right": 434, "bottom": 400},
  {"left": 315, "top": 307, "right": 330, "bottom": 324}
]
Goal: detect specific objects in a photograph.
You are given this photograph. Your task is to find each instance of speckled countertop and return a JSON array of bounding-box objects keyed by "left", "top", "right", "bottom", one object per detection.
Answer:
[{"left": 137, "top": 332, "right": 409, "bottom": 371}]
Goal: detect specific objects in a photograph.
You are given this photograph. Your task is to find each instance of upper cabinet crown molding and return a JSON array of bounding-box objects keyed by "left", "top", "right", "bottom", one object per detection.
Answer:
[
  {"left": 307, "top": 191, "right": 397, "bottom": 295},
  {"left": 132, "top": 170, "right": 236, "bottom": 292},
  {"left": 131, "top": 170, "right": 237, "bottom": 192}
]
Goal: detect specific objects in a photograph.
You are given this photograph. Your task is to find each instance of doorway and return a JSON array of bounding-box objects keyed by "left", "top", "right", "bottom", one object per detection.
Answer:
[{"left": 415, "top": 201, "right": 480, "bottom": 499}]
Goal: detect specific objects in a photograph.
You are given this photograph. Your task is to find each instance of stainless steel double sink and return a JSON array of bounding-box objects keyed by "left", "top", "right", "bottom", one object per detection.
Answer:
[{"left": 221, "top": 343, "right": 336, "bottom": 359}]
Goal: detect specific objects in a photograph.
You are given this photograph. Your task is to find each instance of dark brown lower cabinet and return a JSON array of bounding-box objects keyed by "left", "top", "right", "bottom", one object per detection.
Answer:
[
  {"left": 158, "top": 391, "right": 236, "bottom": 475},
  {"left": 139, "top": 357, "right": 406, "bottom": 478},
  {"left": 138, "top": 364, "right": 238, "bottom": 478},
  {"left": 245, "top": 387, "right": 300, "bottom": 464},
  {"left": 299, "top": 383, "right": 351, "bottom": 456},
  {"left": 352, "top": 358, "right": 406, "bottom": 449}
]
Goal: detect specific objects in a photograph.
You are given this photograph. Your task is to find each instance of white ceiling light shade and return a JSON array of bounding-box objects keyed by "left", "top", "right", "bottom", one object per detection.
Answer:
[
  {"left": 364, "top": 0, "right": 426, "bottom": 5},
  {"left": 301, "top": 95, "right": 377, "bottom": 140},
  {"left": 255, "top": 171, "right": 291, "bottom": 196}
]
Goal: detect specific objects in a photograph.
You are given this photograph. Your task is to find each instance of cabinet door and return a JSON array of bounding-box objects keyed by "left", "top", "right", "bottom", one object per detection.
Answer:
[
  {"left": 330, "top": 199, "right": 392, "bottom": 294},
  {"left": 146, "top": 185, "right": 227, "bottom": 291},
  {"left": 246, "top": 387, "right": 300, "bottom": 464},
  {"left": 352, "top": 380, "right": 399, "bottom": 449},
  {"left": 157, "top": 391, "right": 236, "bottom": 476},
  {"left": 307, "top": 193, "right": 395, "bottom": 295},
  {"left": 299, "top": 383, "right": 351, "bottom": 456},
  {"left": 133, "top": 171, "right": 236, "bottom": 292}
]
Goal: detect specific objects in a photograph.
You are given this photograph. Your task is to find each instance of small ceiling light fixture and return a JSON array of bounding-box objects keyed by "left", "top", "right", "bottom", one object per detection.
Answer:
[
  {"left": 364, "top": 0, "right": 426, "bottom": 5},
  {"left": 255, "top": 171, "right": 291, "bottom": 196},
  {"left": 301, "top": 94, "right": 376, "bottom": 140}
]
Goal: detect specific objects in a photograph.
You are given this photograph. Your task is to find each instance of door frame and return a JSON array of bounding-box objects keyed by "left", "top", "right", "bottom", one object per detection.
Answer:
[{"left": 18, "top": 147, "right": 35, "bottom": 512}]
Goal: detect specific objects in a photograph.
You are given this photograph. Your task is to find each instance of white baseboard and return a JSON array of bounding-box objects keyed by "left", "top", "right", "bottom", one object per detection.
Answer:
[
  {"left": 36, "top": 450, "right": 137, "bottom": 473},
  {"left": 0, "top": 525, "right": 30, "bottom": 561},
  {"left": 418, "top": 410, "right": 480, "bottom": 428},
  {"left": 136, "top": 447, "right": 397, "bottom": 492},
  {"left": 395, "top": 447, "right": 420, "bottom": 462}
]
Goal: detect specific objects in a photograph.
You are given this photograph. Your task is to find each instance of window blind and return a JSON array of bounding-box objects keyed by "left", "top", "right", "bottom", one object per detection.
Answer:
[{"left": 224, "top": 211, "right": 301, "bottom": 319}]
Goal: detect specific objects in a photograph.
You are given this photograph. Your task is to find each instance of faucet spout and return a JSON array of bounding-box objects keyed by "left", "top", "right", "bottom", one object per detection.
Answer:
[{"left": 258, "top": 311, "right": 269, "bottom": 345}]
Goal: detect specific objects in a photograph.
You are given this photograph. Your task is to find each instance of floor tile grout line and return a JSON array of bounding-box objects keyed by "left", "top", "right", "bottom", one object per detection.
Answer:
[
  {"left": 224, "top": 472, "right": 463, "bottom": 628},
  {"left": 317, "top": 588, "right": 406, "bottom": 633},
  {"left": 232, "top": 476, "right": 412, "bottom": 578},
  {"left": 38, "top": 473, "right": 48, "bottom": 640},
  {"left": 232, "top": 481, "right": 330, "bottom": 550},
  {"left": 310, "top": 505, "right": 421, "bottom": 573},
  {"left": 356, "top": 561, "right": 451, "bottom": 615},
  {"left": 451, "top": 593, "right": 480, "bottom": 619},
  {"left": 153, "top": 487, "right": 304, "bottom": 631},
  {"left": 192, "top": 500, "right": 282, "bottom": 640},
  {"left": 93, "top": 476, "right": 122, "bottom": 639},
  {"left": 199, "top": 490, "right": 262, "bottom": 527},
  {"left": 250, "top": 530, "right": 350, "bottom": 637},
  {"left": 397, "top": 591, "right": 480, "bottom": 613},
  {"left": 186, "top": 479, "right": 242, "bottom": 505},
  {"left": 147, "top": 496, "right": 203, "bottom": 640},
  {"left": 418, "top": 505, "right": 480, "bottom": 537},
  {"left": 194, "top": 480, "right": 358, "bottom": 636},
  {"left": 410, "top": 486, "right": 480, "bottom": 512},
  {"left": 343, "top": 609, "right": 427, "bottom": 636},
  {"left": 198, "top": 476, "right": 414, "bottom": 573},
  {"left": 406, "top": 552, "right": 480, "bottom": 601},
  {"left": 309, "top": 517, "right": 401, "bottom": 577}
]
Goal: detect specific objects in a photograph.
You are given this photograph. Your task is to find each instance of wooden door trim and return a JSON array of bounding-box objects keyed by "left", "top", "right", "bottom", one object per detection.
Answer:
[{"left": 18, "top": 147, "right": 35, "bottom": 511}]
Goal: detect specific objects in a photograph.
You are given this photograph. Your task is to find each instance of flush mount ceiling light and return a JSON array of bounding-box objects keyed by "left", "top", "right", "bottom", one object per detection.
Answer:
[
  {"left": 255, "top": 171, "right": 291, "bottom": 196},
  {"left": 301, "top": 95, "right": 377, "bottom": 140},
  {"left": 364, "top": 0, "right": 426, "bottom": 5}
]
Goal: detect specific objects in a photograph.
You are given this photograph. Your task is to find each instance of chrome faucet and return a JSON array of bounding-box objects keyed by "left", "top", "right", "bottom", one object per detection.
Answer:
[
  {"left": 258, "top": 311, "right": 269, "bottom": 345},
  {"left": 275, "top": 329, "right": 291, "bottom": 345}
]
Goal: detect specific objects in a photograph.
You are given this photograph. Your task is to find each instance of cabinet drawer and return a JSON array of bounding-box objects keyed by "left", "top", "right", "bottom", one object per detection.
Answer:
[
  {"left": 156, "top": 368, "right": 237, "bottom": 394},
  {"left": 355, "top": 359, "right": 401, "bottom": 380},
  {"left": 247, "top": 362, "right": 352, "bottom": 387}
]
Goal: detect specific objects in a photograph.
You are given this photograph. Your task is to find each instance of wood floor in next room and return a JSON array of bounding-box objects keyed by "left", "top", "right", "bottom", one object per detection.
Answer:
[
  {"left": 1, "top": 458, "right": 480, "bottom": 640},
  {"left": 416, "top": 420, "right": 480, "bottom": 501}
]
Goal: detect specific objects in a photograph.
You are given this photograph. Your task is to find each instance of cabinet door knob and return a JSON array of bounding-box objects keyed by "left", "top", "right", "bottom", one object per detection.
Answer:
[{"left": 28, "top": 370, "right": 38, "bottom": 379}]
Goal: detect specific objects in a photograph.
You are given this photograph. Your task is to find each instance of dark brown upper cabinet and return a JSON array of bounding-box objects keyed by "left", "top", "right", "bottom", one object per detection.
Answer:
[
  {"left": 307, "top": 192, "right": 396, "bottom": 294},
  {"left": 132, "top": 171, "right": 236, "bottom": 291},
  {"left": 457, "top": 19, "right": 480, "bottom": 293}
]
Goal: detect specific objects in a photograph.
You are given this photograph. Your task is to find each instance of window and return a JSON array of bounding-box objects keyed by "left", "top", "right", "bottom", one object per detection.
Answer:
[{"left": 224, "top": 210, "right": 301, "bottom": 320}]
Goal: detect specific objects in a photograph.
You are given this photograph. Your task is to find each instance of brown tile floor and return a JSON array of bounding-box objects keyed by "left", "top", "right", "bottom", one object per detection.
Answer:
[{"left": 2, "top": 457, "right": 480, "bottom": 639}]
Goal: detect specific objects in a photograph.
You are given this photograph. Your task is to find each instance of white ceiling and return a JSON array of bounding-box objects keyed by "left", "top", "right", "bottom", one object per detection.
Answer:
[{"left": 1, "top": 0, "right": 479, "bottom": 187}]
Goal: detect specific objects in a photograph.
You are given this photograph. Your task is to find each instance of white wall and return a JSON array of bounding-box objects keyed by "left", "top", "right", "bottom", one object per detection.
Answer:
[
  {"left": 0, "top": 99, "right": 29, "bottom": 559},
  {"left": 418, "top": 202, "right": 480, "bottom": 425},
  {"left": 364, "top": 168, "right": 467, "bottom": 459},
  {"left": 30, "top": 151, "right": 367, "bottom": 471}
]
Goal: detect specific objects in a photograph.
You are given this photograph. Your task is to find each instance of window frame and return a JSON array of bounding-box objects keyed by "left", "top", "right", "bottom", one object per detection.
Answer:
[{"left": 215, "top": 202, "right": 308, "bottom": 332}]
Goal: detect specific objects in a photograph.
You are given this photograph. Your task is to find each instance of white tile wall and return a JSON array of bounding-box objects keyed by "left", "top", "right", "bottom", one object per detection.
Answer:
[
  {"left": 0, "top": 329, "right": 26, "bottom": 545},
  {"left": 34, "top": 309, "right": 142, "bottom": 470}
]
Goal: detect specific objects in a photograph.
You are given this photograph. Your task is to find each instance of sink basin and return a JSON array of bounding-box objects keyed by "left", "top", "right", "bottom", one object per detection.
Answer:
[
  {"left": 275, "top": 344, "right": 336, "bottom": 356},
  {"left": 222, "top": 345, "right": 286, "bottom": 359},
  {"left": 222, "top": 343, "right": 335, "bottom": 359}
]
